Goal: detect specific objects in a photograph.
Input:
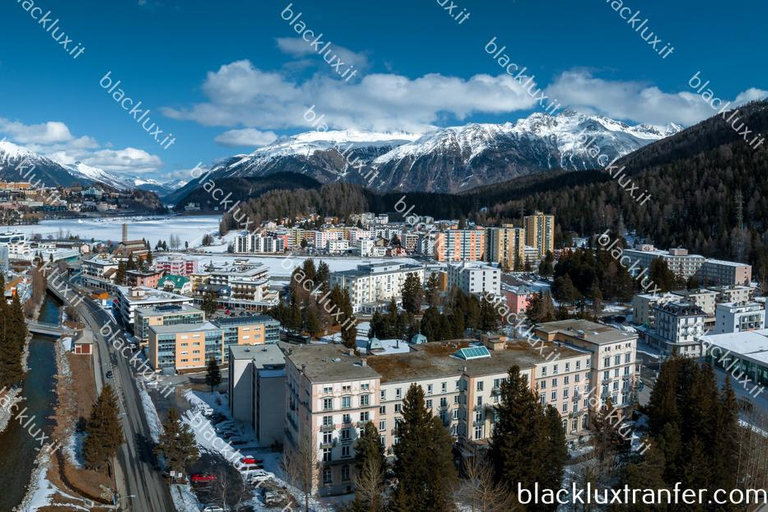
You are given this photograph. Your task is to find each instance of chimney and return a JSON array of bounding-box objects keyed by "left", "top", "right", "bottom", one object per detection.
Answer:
[
  {"left": 122, "top": 223, "right": 128, "bottom": 243},
  {"left": 361, "top": 358, "right": 367, "bottom": 367}
]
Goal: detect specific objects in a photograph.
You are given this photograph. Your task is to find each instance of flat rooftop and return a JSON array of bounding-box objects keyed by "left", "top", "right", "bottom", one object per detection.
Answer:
[
  {"left": 136, "top": 303, "right": 204, "bottom": 316},
  {"left": 536, "top": 319, "right": 637, "bottom": 345},
  {"left": 286, "top": 344, "right": 380, "bottom": 383},
  {"left": 149, "top": 321, "right": 219, "bottom": 334},
  {"left": 702, "top": 329, "right": 768, "bottom": 366},
  {"left": 367, "top": 340, "right": 586, "bottom": 383},
  {"left": 230, "top": 344, "right": 285, "bottom": 367}
]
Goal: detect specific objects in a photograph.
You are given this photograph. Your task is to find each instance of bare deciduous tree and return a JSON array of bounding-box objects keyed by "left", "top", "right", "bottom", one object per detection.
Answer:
[
  {"left": 353, "top": 454, "right": 384, "bottom": 511},
  {"left": 456, "top": 454, "right": 519, "bottom": 512},
  {"left": 281, "top": 432, "right": 318, "bottom": 512}
]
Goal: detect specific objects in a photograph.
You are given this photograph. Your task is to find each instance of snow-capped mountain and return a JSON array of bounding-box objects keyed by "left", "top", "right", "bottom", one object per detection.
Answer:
[
  {"left": 65, "top": 161, "right": 132, "bottom": 190},
  {"left": 200, "top": 111, "right": 682, "bottom": 193},
  {"left": 0, "top": 141, "right": 86, "bottom": 187}
]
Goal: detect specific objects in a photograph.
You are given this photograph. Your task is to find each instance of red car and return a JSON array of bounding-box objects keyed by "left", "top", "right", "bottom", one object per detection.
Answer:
[
  {"left": 241, "top": 457, "right": 263, "bottom": 465},
  {"left": 190, "top": 474, "right": 217, "bottom": 483}
]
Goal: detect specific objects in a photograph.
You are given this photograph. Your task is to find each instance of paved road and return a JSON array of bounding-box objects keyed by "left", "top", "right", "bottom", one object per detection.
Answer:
[{"left": 53, "top": 280, "right": 174, "bottom": 512}]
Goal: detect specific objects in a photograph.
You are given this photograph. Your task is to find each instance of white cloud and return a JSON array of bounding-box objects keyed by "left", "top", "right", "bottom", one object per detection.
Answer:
[
  {"left": 163, "top": 60, "right": 538, "bottom": 133},
  {"left": 0, "top": 118, "right": 78, "bottom": 145},
  {"left": 544, "top": 71, "right": 768, "bottom": 126},
  {"left": 214, "top": 128, "right": 278, "bottom": 148},
  {"left": 275, "top": 37, "right": 369, "bottom": 71}
]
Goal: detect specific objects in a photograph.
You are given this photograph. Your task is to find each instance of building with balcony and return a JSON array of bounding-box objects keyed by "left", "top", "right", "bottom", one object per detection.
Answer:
[
  {"left": 116, "top": 286, "right": 193, "bottom": 334},
  {"left": 447, "top": 262, "right": 500, "bottom": 297},
  {"left": 523, "top": 212, "right": 554, "bottom": 257},
  {"left": 153, "top": 255, "right": 198, "bottom": 276},
  {"left": 148, "top": 322, "right": 223, "bottom": 371},
  {"left": 712, "top": 302, "right": 766, "bottom": 335},
  {"left": 643, "top": 302, "right": 706, "bottom": 357},
  {"left": 134, "top": 304, "right": 206, "bottom": 344},
  {"left": 487, "top": 224, "right": 525, "bottom": 269},
  {"left": 433, "top": 228, "right": 486, "bottom": 262},
  {"left": 330, "top": 262, "right": 424, "bottom": 313}
]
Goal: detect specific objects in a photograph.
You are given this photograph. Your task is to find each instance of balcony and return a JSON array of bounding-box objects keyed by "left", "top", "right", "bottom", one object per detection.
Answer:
[
  {"left": 491, "top": 386, "right": 501, "bottom": 396},
  {"left": 319, "top": 424, "right": 334, "bottom": 432},
  {"left": 320, "top": 441, "right": 333, "bottom": 449}
]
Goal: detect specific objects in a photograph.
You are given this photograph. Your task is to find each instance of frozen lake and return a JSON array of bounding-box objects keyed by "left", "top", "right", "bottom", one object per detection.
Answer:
[{"left": 1, "top": 215, "right": 221, "bottom": 248}]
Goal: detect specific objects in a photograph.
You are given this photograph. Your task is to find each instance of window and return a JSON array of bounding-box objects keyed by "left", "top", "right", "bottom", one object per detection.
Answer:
[
  {"left": 553, "top": 364, "right": 559, "bottom": 375},
  {"left": 564, "top": 376, "right": 569, "bottom": 385},
  {"left": 322, "top": 466, "right": 332, "bottom": 483},
  {"left": 322, "top": 449, "right": 332, "bottom": 463},
  {"left": 582, "top": 415, "right": 589, "bottom": 428},
  {"left": 379, "top": 406, "right": 386, "bottom": 415},
  {"left": 453, "top": 409, "right": 459, "bottom": 419},
  {"left": 476, "top": 396, "right": 483, "bottom": 406},
  {"left": 454, "top": 395, "right": 459, "bottom": 404},
  {"left": 322, "top": 415, "right": 332, "bottom": 426},
  {"left": 624, "top": 366, "right": 630, "bottom": 375},
  {"left": 361, "top": 394, "right": 370, "bottom": 406},
  {"left": 426, "top": 399, "right": 433, "bottom": 409},
  {"left": 576, "top": 361, "right": 581, "bottom": 370},
  {"left": 551, "top": 378, "right": 557, "bottom": 387},
  {"left": 614, "top": 355, "right": 621, "bottom": 365},
  {"left": 541, "top": 366, "right": 548, "bottom": 376},
  {"left": 563, "top": 389, "right": 569, "bottom": 398},
  {"left": 342, "top": 465, "right": 350, "bottom": 481},
  {"left": 565, "top": 363, "right": 570, "bottom": 372},
  {"left": 341, "top": 429, "right": 351, "bottom": 440},
  {"left": 360, "top": 411, "right": 370, "bottom": 422},
  {"left": 613, "top": 382, "right": 619, "bottom": 391},
  {"left": 572, "top": 418, "right": 578, "bottom": 431},
  {"left": 441, "top": 382, "right": 447, "bottom": 393},
  {"left": 342, "top": 396, "right": 351, "bottom": 409},
  {"left": 394, "top": 404, "right": 401, "bottom": 413},
  {"left": 440, "top": 397, "right": 447, "bottom": 407},
  {"left": 540, "top": 380, "right": 547, "bottom": 389},
  {"left": 342, "top": 414, "right": 351, "bottom": 424},
  {"left": 474, "top": 426, "right": 483, "bottom": 439},
  {"left": 455, "top": 380, "right": 461, "bottom": 391},
  {"left": 603, "top": 371, "right": 610, "bottom": 381},
  {"left": 427, "top": 384, "right": 433, "bottom": 395},
  {"left": 562, "top": 403, "right": 568, "bottom": 413},
  {"left": 604, "top": 357, "right": 610, "bottom": 368},
  {"left": 477, "top": 381, "right": 484, "bottom": 392},
  {"left": 323, "top": 398, "right": 333, "bottom": 411},
  {"left": 551, "top": 391, "right": 557, "bottom": 401},
  {"left": 323, "top": 386, "right": 332, "bottom": 394},
  {"left": 379, "top": 420, "right": 386, "bottom": 431},
  {"left": 625, "top": 353, "right": 631, "bottom": 363},
  {"left": 361, "top": 383, "right": 370, "bottom": 391},
  {"left": 380, "top": 390, "right": 387, "bottom": 401},
  {"left": 322, "top": 432, "right": 332, "bottom": 444},
  {"left": 342, "top": 446, "right": 350, "bottom": 458},
  {"left": 575, "top": 374, "right": 580, "bottom": 383},
  {"left": 396, "top": 388, "right": 402, "bottom": 399},
  {"left": 342, "top": 385, "right": 351, "bottom": 393},
  {"left": 540, "top": 393, "right": 546, "bottom": 404}
]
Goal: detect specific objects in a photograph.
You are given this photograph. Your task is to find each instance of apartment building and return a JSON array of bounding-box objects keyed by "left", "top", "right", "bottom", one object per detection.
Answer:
[
  {"left": 701, "top": 329, "right": 768, "bottom": 389},
  {"left": 234, "top": 232, "right": 286, "bottom": 254},
  {"left": 434, "top": 228, "right": 486, "bottom": 262},
  {"left": 284, "top": 345, "right": 381, "bottom": 496},
  {"left": 126, "top": 269, "right": 164, "bottom": 288},
  {"left": 153, "top": 255, "right": 198, "bottom": 276},
  {"left": 699, "top": 259, "right": 752, "bottom": 287},
  {"left": 503, "top": 284, "right": 534, "bottom": 315},
  {"left": 116, "top": 286, "right": 193, "bottom": 333},
  {"left": 148, "top": 322, "right": 223, "bottom": 370},
  {"left": 672, "top": 289, "right": 718, "bottom": 317},
  {"left": 330, "top": 262, "right": 424, "bottom": 312},
  {"left": 708, "top": 285, "right": 754, "bottom": 304},
  {"left": 81, "top": 254, "right": 120, "bottom": 291},
  {"left": 644, "top": 302, "right": 706, "bottom": 357},
  {"left": 202, "top": 260, "right": 277, "bottom": 309},
  {"left": 134, "top": 304, "right": 206, "bottom": 344},
  {"left": 534, "top": 319, "right": 639, "bottom": 411},
  {"left": 523, "top": 212, "right": 554, "bottom": 257},
  {"left": 447, "top": 262, "right": 500, "bottom": 297},
  {"left": 279, "top": 336, "right": 595, "bottom": 496},
  {"left": 712, "top": 302, "right": 766, "bottom": 335},
  {"left": 487, "top": 224, "right": 525, "bottom": 269},
  {"left": 228, "top": 344, "right": 286, "bottom": 446},
  {"left": 622, "top": 245, "right": 752, "bottom": 286},
  {"left": 148, "top": 315, "right": 280, "bottom": 371}
]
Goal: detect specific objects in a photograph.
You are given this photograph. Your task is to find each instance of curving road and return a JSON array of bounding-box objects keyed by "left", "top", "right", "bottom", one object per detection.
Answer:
[{"left": 50, "top": 279, "right": 175, "bottom": 512}]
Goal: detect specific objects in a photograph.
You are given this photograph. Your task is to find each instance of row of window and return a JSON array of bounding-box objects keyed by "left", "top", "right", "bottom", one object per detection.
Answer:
[
  {"left": 540, "top": 359, "right": 588, "bottom": 377},
  {"left": 603, "top": 353, "right": 633, "bottom": 368},
  {"left": 322, "top": 394, "right": 371, "bottom": 411}
]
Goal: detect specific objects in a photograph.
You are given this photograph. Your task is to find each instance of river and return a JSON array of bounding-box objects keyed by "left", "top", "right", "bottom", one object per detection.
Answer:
[{"left": 0, "top": 294, "right": 61, "bottom": 510}]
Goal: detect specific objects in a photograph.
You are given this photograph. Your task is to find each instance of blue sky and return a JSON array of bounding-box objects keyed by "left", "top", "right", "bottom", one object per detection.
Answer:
[{"left": 0, "top": 0, "right": 766, "bottom": 182}]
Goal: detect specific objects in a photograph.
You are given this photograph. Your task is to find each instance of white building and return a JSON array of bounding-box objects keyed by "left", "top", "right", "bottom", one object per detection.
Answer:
[
  {"left": 447, "top": 262, "right": 500, "bottom": 297},
  {"left": 234, "top": 232, "right": 286, "bottom": 254},
  {"left": 712, "top": 302, "right": 766, "bottom": 335},
  {"left": 330, "top": 262, "right": 424, "bottom": 312},
  {"left": 115, "top": 286, "right": 193, "bottom": 334},
  {"left": 644, "top": 302, "right": 706, "bottom": 357},
  {"left": 327, "top": 239, "right": 349, "bottom": 255}
]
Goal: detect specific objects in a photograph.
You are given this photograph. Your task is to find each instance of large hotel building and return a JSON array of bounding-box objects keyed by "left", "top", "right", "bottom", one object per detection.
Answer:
[
  {"left": 524, "top": 211, "right": 555, "bottom": 257},
  {"left": 277, "top": 320, "right": 637, "bottom": 496}
]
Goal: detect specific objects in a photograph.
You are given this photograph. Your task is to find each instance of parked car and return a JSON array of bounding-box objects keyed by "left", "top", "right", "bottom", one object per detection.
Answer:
[
  {"left": 190, "top": 474, "right": 217, "bottom": 484},
  {"left": 105, "top": 371, "right": 113, "bottom": 379},
  {"left": 201, "top": 505, "right": 225, "bottom": 512},
  {"left": 247, "top": 470, "right": 274, "bottom": 484},
  {"left": 262, "top": 488, "right": 288, "bottom": 507},
  {"left": 238, "top": 463, "right": 263, "bottom": 474}
]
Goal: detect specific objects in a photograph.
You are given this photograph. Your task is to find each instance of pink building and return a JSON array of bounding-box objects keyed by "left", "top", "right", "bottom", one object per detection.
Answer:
[
  {"left": 154, "top": 256, "right": 198, "bottom": 276},
  {"left": 504, "top": 285, "right": 534, "bottom": 315}
]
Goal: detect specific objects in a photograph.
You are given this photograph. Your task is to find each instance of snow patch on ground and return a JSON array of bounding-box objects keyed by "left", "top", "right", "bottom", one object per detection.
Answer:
[
  {"left": 139, "top": 384, "right": 164, "bottom": 444},
  {"left": 171, "top": 483, "right": 202, "bottom": 512},
  {"left": 0, "top": 388, "right": 24, "bottom": 434}
]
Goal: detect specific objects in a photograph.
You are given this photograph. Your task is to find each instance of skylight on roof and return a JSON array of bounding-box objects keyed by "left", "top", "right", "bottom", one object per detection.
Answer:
[{"left": 454, "top": 346, "right": 491, "bottom": 360}]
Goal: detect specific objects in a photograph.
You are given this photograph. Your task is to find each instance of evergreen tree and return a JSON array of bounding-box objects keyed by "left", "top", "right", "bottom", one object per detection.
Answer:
[
  {"left": 538, "top": 251, "right": 554, "bottom": 277},
  {"left": 0, "top": 284, "right": 23, "bottom": 388},
  {"left": 479, "top": 296, "right": 499, "bottom": 332},
  {"left": 393, "top": 384, "right": 457, "bottom": 512},
  {"left": 146, "top": 250, "right": 153, "bottom": 266},
  {"left": 156, "top": 407, "right": 199, "bottom": 474},
  {"left": 84, "top": 384, "right": 124, "bottom": 471},
  {"left": 201, "top": 291, "right": 218, "bottom": 317},
  {"left": 115, "top": 261, "right": 127, "bottom": 285},
  {"left": 205, "top": 356, "right": 222, "bottom": 392},
  {"left": 316, "top": 261, "right": 330, "bottom": 293},
  {"left": 425, "top": 274, "right": 441, "bottom": 307},
  {"left": 401, "top": 272, "right": 424, "bottom": 314}
]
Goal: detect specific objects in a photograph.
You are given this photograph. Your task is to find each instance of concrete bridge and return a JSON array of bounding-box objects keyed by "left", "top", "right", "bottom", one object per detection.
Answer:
[{"left": 27, "top": 320, "right": 76, "bottom": 337}]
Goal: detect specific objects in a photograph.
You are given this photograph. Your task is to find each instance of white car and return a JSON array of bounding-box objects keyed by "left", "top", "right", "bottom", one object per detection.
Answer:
[{"left": 246, "top": 470, "right": 274, "bottom": 484}]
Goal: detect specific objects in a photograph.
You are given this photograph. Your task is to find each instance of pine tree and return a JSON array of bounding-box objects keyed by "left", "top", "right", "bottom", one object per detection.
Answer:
[
  {"left": 201, "top": 291, "right": 218, "bottom": 317},
  {"left": 425, "top": 274, "right": 441, "bottom": 307},
  {"left": 115, "top": 261, "right": 126, "bottom": 285},
  {"left": 393, "top": 384, "right": 457, "bottom": 512},
  {"left": 205, "top": 356, "right": 222, "bottom": 392},
  {"left": 0, "top": 283, "right": 23, "bottom": 388},
  {"left": 401, "top": 272, "right": 424, "bottom": 314},
  {"left": 479, "top": 296, "right": 499, "bottom": 332},
  {"left": 353, "top": 422, "right": 386, "bottom": 511},
  {"left": 156, "top": 407, "right": 199, "bottom": 475},
  {"left": 84, "top": 384, "right": 124, "bottom": 471}
]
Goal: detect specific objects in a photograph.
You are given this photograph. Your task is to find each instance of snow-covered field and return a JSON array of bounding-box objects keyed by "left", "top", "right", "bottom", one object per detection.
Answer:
[{"left": 1, "top": 215, "right": 221, "bottom": 248}]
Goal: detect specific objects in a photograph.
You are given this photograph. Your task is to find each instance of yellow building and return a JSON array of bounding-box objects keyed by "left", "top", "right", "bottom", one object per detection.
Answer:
[
  {"left": 524, "top": 211, "right": 555, "bottom": 257},
  {"left": 487, "top": 224, "right": 526, "bottom": 269}
]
